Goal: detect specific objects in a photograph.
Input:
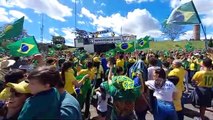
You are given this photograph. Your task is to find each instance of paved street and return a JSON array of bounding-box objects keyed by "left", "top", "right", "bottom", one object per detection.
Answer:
[{"left": 88, "top": 103, "right": 212, "bottom": 120}]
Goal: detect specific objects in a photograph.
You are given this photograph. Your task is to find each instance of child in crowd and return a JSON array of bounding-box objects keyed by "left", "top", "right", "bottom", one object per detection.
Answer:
[
  {"left": 95, "top": 84, "right": 110, "bottom": 120},
  {"left": 18, "top": 66, "right": 61, "bottom": 119}
]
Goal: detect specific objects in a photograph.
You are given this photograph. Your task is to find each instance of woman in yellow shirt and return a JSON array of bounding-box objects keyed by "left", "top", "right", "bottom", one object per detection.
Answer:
[
  {"left": 61, "top": 61, "right": 88, "bottom": 96},
  {"left": 192, "top": 58, "right": 213, "bottom": 120},
  {"left": 116, "top": 54, "right": 124, "bottom": 68}
]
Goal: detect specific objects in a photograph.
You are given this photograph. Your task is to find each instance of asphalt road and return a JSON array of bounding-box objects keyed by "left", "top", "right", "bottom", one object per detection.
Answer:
[{"left": 88, "top": 103, "right": 213, "bottom": 120}]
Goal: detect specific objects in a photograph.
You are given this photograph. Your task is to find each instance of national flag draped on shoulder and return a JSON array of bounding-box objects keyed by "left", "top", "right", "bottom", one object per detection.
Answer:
[
  {"left": 135, "top": 36, "right": 150, "bottom": 50},
  {"left": 0, "top": 17, "right": 24, "bottom": 41},
  {"left": 7, "top": 36, "right": 40, "bottom": 57},
  {"left": 167, "top": 1, "right": 201, "bottom": 24},
  {"left": 116, "top": 41, "right": 135, "bottom": 53}
]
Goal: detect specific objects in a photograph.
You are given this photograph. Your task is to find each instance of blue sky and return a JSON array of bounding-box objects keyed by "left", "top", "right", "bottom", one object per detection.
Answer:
[{"left": 0, "top": 0, "right": 213, "bottom": 46}]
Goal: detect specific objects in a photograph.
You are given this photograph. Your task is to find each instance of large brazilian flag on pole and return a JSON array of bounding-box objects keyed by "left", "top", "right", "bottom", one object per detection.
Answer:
[{"left": 167, "top": 1, "right": 201, "bottom": 24}]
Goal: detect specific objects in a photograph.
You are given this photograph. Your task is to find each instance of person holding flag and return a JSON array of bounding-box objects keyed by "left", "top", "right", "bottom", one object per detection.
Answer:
[{"left": 101, "top": 59, "right": 141, "bottom": 120}]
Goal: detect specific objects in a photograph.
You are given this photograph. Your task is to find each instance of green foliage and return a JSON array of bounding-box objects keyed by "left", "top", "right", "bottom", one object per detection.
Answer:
[
  {"left": 149, "top": 40, "right": 204, "bottom": 51},
  {"left": 208, "top": 38, "right": 213, "bottom": 47}
]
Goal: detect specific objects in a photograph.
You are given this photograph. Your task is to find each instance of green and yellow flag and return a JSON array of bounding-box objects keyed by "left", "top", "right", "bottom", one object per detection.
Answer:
[
  {"left": 48, "top": 47, "right": 55, "bottom": 56},
  {"left": 7, "top": 36, "right": 40, "bottom": 57},
  {"left": 167, "top": 1, "right": 201, "bottom": 24},
  {"left": 105, "top": 49, "right": 115, "bottom": 58},
  {"left": 116, "top": 41, "right": 135, "bottom": 53},
  {"left": 185, "top": 42, "right": 194, "bottom": 52},
  {"left": 0, "top": 17, "right": 24, "bottom": 41},
  {"left": 135, "top": 36, "right": 150, "bottom": 50}
]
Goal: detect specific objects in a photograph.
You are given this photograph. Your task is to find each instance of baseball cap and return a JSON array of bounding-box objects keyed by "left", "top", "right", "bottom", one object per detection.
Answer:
[{"left": 7, "top": 81, "right": 31, "bottom": 94}]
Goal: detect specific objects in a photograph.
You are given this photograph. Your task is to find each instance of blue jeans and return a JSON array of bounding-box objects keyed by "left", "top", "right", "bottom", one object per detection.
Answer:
[{"left": 154, "top": 100, "right": 178, "bottom": 120}]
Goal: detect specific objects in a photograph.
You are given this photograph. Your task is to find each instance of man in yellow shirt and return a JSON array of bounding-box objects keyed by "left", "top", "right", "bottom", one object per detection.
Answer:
[
  {"left": 77, "top": 61, "right": 95, "bottom": 119},
  {"left": 192, "top": 58, "right": 213, "bottom": 120},
  {"left": 168, "top": 60, "right": 186, "bottom": 120}
]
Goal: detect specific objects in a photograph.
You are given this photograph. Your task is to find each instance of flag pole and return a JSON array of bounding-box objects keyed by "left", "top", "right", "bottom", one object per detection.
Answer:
[{"left": 191, "top": 0, "right": 208, "bottom": 49}]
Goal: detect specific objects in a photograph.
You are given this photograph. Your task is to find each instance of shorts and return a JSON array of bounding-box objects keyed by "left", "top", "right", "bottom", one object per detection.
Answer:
[
  {"left": 194, "top": 87, "right": 213, "bottom": 107},
  {"left": 97, "top": 109, "right": 107, "bottom": 117}
]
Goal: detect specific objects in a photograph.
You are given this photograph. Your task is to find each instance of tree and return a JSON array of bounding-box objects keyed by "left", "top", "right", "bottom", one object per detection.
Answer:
[
  {"left": 208, "top": 38, "right": 213, "bottom": 48},
  {"left": 161, "top": 20, "right": 186, "bottom": 41}
]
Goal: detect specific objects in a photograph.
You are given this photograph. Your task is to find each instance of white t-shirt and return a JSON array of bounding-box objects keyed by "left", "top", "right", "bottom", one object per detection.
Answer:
[
  {"left": 96, "top": 91, "right": 110, "bottom": 112},
  {"left": 148, "top": 66, "right": 160, "bottom": 80},
  {"left": 145, "top": 80, "right": 176, "bottom": 102}
]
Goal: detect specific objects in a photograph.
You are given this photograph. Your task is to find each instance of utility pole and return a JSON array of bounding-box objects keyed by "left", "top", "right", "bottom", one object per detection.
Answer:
[
  {"left": 40, "top": 14, "right": 44, "bottom": 43},
  {"left": 74, "top": 0, "right": 77, "bottom": 47}
]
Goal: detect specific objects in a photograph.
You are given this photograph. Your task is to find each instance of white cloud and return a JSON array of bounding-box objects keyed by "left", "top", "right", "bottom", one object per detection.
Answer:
[
  {"left": 0, "top": 7, "right": 14, "bottom": 22},
  {"left": 61, "top": 27, "right": 76, "bottom": 46},
  {"left": 179, "top": 30, "right": 213, "bottom": 40},
  {"left": 78, "top": 14, "right": 83, "bottom": 18},
  {"left": 0, "top": 0, "right": 72, "bottom": 22},
  {"left": 179, "top": 30, "right": 193, "bottom": 40},
  {"left": 101, "top": 3, "right": 106, "bottom": 6},
  {"left": 125, "top": 0, "right": 154, "bottom": 4},
  {"left": 206, "top": 33, "right": 213, "bottom": 39},
  {"left": 9, "top": 10, "right": 32, "bottom": 22},
  {"left": 0, "top": 7, "right": 32, "bottom": 23},
  {"left": 77, "top": 21, "right": 85, "bottom": 25},
  {"left": 97, "top": 10, "right": 104, "bottom": 15},
  {"left": 71, "top": 0, "right": 82, "bottom": 4},
  {"left": 193, "top": 0, "right": 213, "bottom": 27},
  {"left": 81, "top": 8, "right": 162, "bottom": 38},
  {"left": 81, "top": 7, "right": 96, "bottom": 20},
  {"left": 36, "top": 38, "right": 51, "bottom": 43},
  {"left": 170, "top": 0, "right": 213, "bottom": 27},
  {"left": 49, "top": 27, "right": 59, "bottom": 36},
  {"left": 93, "top": 0, "right": 96, "bottom": 4},
  {"left": 170, "top": 0, "right": 180, "bottom": 8}
]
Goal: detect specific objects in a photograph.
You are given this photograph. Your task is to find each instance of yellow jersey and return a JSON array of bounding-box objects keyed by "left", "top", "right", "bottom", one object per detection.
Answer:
[
  {"left": 78, "top": 69, "right": 95, "bottom": 80},
  {"left": 168, "top": 67, "right": 186, "bottom": 92},
  {"left": 64, "top": 68, "right": 76, "bottom": 94},
  {"left": 116, "top": 59, "right": 124, "bottom": 68},
  {"left": 189, "top": 62, "right": 196, "bottom": 71},
  {"left": 192, "top": 70, "right": 213, "bottom": 88}
]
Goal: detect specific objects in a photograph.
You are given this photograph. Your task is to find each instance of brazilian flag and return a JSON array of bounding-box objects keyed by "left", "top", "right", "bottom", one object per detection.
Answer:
[
  {"left": 167, "top": 1, "right": 201, "bottom": 24},
  {"left": 105, "top": 49, "right": 115, "bottom": 58},
  {"left": 48, "top": 47, "right": 55, "bottom": 56},
  {"left": 135, "top": 36, "right": 150, "bottom": 50},
  {"left": 116, "top": 41, "right": 135, "bottom": 53},
  {"left": 7, "top": 36, "right": 40, "bottom": 57},
  {"left": 0, "top": 17, "right": 24, "bottom": 42},
  {"left": 185, "top": 42, "right": 194, "bottom": 52}
]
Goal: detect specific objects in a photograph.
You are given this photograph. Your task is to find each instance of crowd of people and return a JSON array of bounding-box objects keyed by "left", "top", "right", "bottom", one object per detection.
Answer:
[{"left": 0, "top": 49, "right": 212, "bottom": 120}]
